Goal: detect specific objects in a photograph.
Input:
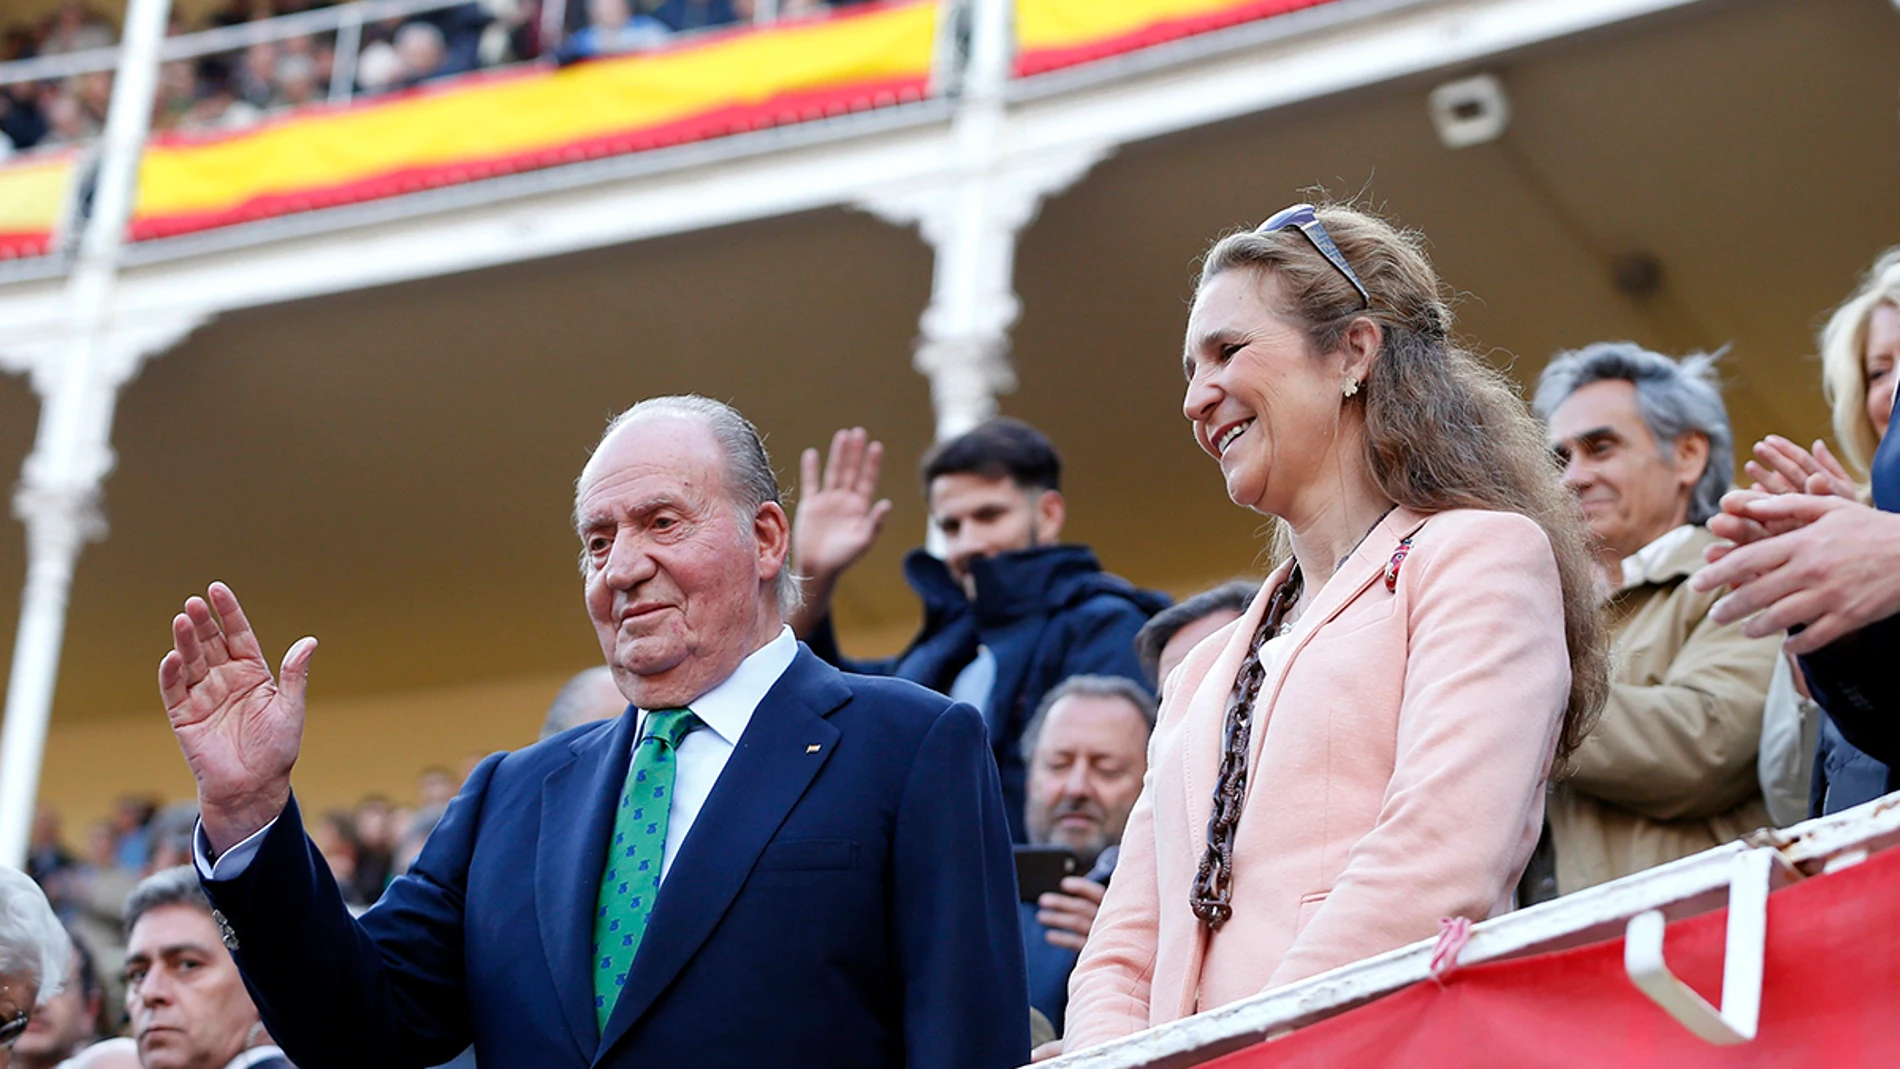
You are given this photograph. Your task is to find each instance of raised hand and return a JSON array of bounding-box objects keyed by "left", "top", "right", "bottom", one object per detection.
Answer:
[
  {"left": 793, "top": 427, "right": 893, "bottom": 589},
  {"left": 158, "top": 582, "right": 316, "bottom": 855},
  {"left": 1746, "top": 435, "right": 1858, "bottom": 500}
]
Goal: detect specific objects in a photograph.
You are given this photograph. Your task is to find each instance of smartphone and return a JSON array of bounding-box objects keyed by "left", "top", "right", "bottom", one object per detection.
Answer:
[{"left": 1014, "top": 844, "right": 1080, "bottom": 903}]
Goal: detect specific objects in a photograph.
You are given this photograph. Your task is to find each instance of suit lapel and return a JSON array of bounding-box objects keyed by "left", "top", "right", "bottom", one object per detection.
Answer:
[
  {"left": 595, "top": 649, "right": 850, "bottom": 1062},
  {"left": 537, "top": 708, "right": 639, "bottom": 1061}
]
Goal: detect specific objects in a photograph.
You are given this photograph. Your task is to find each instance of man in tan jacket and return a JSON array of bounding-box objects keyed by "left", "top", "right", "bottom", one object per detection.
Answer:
[{"left": 1531, "top": 342, "right": 1781, "bottom": 897}]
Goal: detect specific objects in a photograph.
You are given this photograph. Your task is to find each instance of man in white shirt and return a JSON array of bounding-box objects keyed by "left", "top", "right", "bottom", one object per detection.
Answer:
[
  {"left": 1530, "top": 343, "right": 1781, "bottom": 898},
  {"left": 120, "top": 869, "right": 290, "bottom": 1069},
  {"left": 160, "top": 395, "right": 1027, "bottom": 1069}
]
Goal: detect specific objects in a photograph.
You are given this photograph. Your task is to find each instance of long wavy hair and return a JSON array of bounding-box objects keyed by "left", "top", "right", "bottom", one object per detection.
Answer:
[
  {"left": 1198, "top": 204, "right": 1608, "bottom": 769},
  {"left": 1818, "top": 245, "right": 1900, "bottom": 481}
]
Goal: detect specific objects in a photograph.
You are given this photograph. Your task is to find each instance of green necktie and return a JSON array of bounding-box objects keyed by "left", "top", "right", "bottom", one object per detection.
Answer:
[{"left": 592, "top": 706, "right": 701, "bottom": 1033}]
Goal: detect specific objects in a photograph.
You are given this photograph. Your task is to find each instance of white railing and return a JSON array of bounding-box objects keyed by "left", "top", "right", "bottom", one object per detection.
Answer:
[{"left": 1039, "top": 793, "right": 1900, "bottom": 1069}]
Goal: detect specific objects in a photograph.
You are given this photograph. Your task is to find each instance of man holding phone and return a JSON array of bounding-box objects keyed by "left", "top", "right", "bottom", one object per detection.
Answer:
[{"left": 1016, "top": 676, "right": 1155, "bottom": 1034}]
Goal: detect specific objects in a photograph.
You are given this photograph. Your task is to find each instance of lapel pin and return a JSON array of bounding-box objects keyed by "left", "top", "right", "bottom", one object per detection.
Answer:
[{"left": 806, "top": 744, "right": 822, "bottom": 754}]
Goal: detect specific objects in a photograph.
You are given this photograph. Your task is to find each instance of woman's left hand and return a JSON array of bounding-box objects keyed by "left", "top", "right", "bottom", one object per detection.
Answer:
[{"left": 1746, "top": 436, "right": 1858, "bottom": 499}]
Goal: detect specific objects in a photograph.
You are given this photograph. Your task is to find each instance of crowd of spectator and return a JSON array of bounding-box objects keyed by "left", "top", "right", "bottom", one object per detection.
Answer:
[{"left": 0, "top": 0, "right": 871, "bottom": 159}]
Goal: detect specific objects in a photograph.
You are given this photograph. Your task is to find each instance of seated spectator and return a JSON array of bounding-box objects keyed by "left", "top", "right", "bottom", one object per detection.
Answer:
[
  {"left": 274, "top": 53, "right": 320, "bottom": 108},
  {"left": 12, "top": 935, "right": 105, "bottom": 1069},
  {"left": 649, "top": 0, "right": 739, "bottom": 32},
  {"left": 121, "top": 868, "right": 291, "bottom": 1069},
  {"left": 309, "top": 812, "right": 366, "bottom": 911},
  {"left": 1737, "top": 248, "right": 1899, "bottom": 817},
  {"left": 555, "top": 0, "right": 670, "bottom": 63},
  {"left": 1530, "top": 343, "right": 1779, "bottom": 899},
  {"left": 393, "top": 22, "right": 450, "bottom": 88},
  {"left": 1017, "top": 676, "right": 1153, "bottom": 1036},
  {"left": 1131, "top": 580, "right": 1255, "bottom": 688},
  {"left": 233, "top": 42, "right": 278, "bottom": 109},
  {"left": 538, "top": 665, "right": 628, "bottom": 740},
  {"left": 0, "top": 866, "right": 71, "bottom": 1069},
  {"left": 792, "top": 418, "right": 1169, "bottom": 840},
  {"left": 38, "top": 2, "right": 114, "bottom": 56},
  {"left": 349, "top": 796, "right": 396, "bottom": 904}
]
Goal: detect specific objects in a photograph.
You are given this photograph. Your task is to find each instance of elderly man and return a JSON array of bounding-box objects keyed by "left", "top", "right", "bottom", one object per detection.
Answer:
[
  {"left": 1015, "top": 677, "right": 1153, "bottom": 1036},
  {"left": 12, "top": 936, "right": 102, "bottom": 1069},
  {"left": 121, "top": 869, "right": 289, "bottom": 1069},
  {"left": 1531, "top": 343, "right": 1781, "bottom": 897},
  {"left": 0, "top": 868, "right": 69, "bottom": 1069},
  {"left": 160, "top": 396, "right": 1027, "bottom": 1068},
  {"left": 792, "top": 419, "right": 1168, "bottom": 840}
]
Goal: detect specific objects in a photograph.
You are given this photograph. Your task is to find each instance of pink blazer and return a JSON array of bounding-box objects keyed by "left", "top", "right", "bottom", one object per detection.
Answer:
[{"left": 1063, "top": 507, "right": 1571, "bottom": 1052}]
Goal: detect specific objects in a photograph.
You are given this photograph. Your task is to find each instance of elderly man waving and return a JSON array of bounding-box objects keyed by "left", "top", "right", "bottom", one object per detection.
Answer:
[
  {"left": 1530, "top": 344, "right": 1781, "bottom": 898},
  {"left": 159, "top": 396, "right": 1028, "bottom": 1069}
]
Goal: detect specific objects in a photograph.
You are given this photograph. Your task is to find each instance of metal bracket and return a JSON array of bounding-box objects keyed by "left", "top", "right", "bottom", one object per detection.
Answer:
[{"left": 1624, "top": 847, "right": 1774, "bottom": 1044}]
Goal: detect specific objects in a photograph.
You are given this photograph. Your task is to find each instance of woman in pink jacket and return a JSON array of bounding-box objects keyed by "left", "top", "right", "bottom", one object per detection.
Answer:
[{"left": 1060, "top": 205, "right": 1610, "bottom": 1053}]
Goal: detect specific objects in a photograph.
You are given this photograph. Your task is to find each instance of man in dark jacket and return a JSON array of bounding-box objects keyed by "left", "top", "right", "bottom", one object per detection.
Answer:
[{"left": 791, "top": 419, "right": 1168, "bottom": 839}]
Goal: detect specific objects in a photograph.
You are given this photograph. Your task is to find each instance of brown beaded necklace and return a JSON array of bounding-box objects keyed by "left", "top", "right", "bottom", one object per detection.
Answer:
[{"left": 1188, "top": 566, "right": 1303, "bottom": 931}]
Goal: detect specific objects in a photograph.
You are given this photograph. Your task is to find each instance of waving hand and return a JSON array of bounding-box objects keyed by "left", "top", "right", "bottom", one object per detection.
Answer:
[{"left": 158, "top": 582, "right": 316, "bottom": 855}]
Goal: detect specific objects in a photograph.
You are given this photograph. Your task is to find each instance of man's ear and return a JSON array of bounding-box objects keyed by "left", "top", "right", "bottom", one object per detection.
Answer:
[
  {"left": 1037, "top": 490, "right": 1066, "bottom": 543},
  {"left": 1672, "top": 431, "right": 1711, "bottom": 493},
  {"left": 754, "top": 502, "right": 792, "bottom": 580}
]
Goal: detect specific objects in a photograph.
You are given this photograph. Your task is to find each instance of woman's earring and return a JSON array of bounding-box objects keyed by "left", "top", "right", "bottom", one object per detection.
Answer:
[{"left": 1343, "top": 378, "right": 1360, "bottom": 398}]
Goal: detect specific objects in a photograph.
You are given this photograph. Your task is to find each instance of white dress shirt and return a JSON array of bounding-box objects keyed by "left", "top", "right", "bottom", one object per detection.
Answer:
[{"left": 196, "top": 627, "right": 800, "bottom": 886}]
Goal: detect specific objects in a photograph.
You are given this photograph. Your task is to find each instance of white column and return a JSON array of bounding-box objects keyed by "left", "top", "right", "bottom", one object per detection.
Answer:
[
  {"left": 0, "top": 0, "right": 180, "bottom": 869},
  {"left": 859, "top": 0, "right": 1110, "bottom": 440}
]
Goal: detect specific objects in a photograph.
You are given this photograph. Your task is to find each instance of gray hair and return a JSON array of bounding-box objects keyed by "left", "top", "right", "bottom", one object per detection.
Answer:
[
  {"left": 123, "top": 866, "right": 212, "bottom": 943},
  {"left": 1533, "top": 342, "right": 1733, "bottom": 525},
  {"left": 0, "top": 866, "right": 71, "bottom": 1004},
  {"left": 1019, "top": 675, "right": 1157, "bottom": 764},
  {"left": 581, "top": 395, "right": 801, "bottom": 616}
]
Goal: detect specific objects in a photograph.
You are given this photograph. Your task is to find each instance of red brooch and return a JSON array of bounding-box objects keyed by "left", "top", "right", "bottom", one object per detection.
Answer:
[{"left": 1384, "top": 537, "right": 1414, "bottom": 592}]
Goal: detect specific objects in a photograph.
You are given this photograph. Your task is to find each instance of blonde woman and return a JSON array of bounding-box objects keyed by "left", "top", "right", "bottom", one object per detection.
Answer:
[{"left": 1059, "top": 205, "right": 1608, "bottom": 1053}]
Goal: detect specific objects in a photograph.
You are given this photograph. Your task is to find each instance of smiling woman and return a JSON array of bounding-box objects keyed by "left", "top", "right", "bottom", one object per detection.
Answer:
[
  {"left": 1059, "top": 204, "right": 1610, "bottom": 1054},
  {"left": 0, "top": 866, "right": 69, "bottom": 1069}
]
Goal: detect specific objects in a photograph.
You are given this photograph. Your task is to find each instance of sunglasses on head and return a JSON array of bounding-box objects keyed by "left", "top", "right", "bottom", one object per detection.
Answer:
[
  {"left": 1256, "top": 203, "right": 1371, "bottom": 309},
  {"left": 0, "top": 1008, "right": 27, "bottom": 1049}
]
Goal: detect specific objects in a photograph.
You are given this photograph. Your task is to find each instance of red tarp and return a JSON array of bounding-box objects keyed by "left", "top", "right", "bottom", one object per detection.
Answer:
[{"left": 1207, "top": 845, "right": 1900, "bottom": 1067}]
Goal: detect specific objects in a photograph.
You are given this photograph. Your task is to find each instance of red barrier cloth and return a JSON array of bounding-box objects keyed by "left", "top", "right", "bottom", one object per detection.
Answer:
[{"left": 1202, "top": 845, "right": 1900, "bottom": 1067}]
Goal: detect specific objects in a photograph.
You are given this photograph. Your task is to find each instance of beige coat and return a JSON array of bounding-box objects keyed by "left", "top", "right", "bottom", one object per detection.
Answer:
[
  {"left": 1546, "top": 525, "right": 1781, "bottom": 895},
  {"left": 1063, "top": 508, "right": 1571, "bottom": 1052}
]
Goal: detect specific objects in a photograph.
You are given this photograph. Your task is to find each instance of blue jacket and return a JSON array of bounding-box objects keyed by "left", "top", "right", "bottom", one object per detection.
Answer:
[
  {"left": 808, "top": 544, "right": 1169, "bottom": 840},
  {"left": 201, "top": 649, "right": 1029, "bottom": 1069},
  {"left": 1802, "top": 425, "right": 1900, "bottom": 812}
]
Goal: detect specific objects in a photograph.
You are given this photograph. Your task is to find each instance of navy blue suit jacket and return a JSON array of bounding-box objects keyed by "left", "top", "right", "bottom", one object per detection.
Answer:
[{"left": 203, "top": 649, "right": 1029, "bottom": 1069}]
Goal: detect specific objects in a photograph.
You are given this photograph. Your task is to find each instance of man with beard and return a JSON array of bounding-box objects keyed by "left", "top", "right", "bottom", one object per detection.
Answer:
[{"left": 1015, "top": 676, "right": 1154, "bottom": 1035}]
